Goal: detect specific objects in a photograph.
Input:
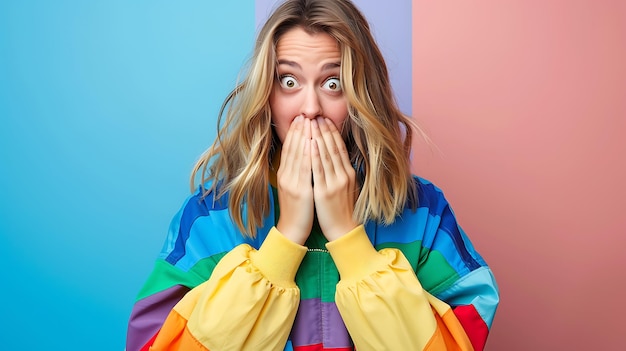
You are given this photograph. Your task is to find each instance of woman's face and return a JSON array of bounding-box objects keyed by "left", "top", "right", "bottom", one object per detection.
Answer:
[{"left": 270, "top": 27, "right": 349, "bottom": 143}]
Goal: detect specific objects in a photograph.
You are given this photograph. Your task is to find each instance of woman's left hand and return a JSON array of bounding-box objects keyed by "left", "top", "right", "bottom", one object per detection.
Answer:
[{"left": 311, "top": 117, "right": 359, "bottom": 241}]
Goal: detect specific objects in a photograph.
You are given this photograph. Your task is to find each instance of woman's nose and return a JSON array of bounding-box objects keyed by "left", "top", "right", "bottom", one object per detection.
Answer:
[{"left": 300, "top": 88, "right": 322, "bottom": 119}]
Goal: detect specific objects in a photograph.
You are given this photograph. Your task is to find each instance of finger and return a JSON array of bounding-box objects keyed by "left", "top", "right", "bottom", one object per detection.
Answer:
[
  {"left": 311, "top": 119, "right": 325, "bottom": 186},
  {"left": 312, "top": 118, "right": 334, "bottom": 184},
  {"left": 293, "top": 118, "right": 310, "bottom": 183},
  {"left": 279, "top": 116, "right": 297, "bottom": 169},
  {"left": 304, "top": 115, "right": 312, "bottom": 140},
  {"left": 302, "top": 123, "right": 312, "bottom": 185},
  {"left": 281, "top": 115, "right": 304, "bottom": 174},
  {"left": 301, "top": 118, "right": 312, "bottom": 175},
  {"left": 315, "top": 118, "right": 339, "bottom": 177},
  {"left": 319, "top": 118, "right": 356, "bottom": 199},
  {"left": 324, "top": 118, "right": 353, "bottom": 172}
]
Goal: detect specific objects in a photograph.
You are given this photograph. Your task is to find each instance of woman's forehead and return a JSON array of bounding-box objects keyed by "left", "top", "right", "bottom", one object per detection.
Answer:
[{"left": 275, "top": 27, "right": 341, "bottom": 67}]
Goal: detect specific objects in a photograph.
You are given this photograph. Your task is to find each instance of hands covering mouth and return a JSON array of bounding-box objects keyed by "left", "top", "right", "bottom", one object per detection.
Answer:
[{"left": 275, "top": 115, "right": 359, "bottom": 245}]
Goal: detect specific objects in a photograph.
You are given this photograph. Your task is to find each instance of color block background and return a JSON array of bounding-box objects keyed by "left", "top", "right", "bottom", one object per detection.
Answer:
[
  {"left": 1, "top": 1, "right": 625, "bottom": 350},
  {"left": 410, "top": 2, "right": 626, "bottom": 350}
]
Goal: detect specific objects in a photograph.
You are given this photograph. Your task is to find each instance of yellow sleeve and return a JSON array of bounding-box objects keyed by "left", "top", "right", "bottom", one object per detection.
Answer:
[
  {"left": 150, "top": 227, "right": 306, "bottom": 351},
  {"left": 326, "top": 225, "right": 474, "bottom": 351}
]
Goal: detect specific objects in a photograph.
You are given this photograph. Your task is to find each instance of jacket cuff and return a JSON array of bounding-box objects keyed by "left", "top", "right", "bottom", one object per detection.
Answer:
[
  {"left": 251, "top": 226, "right": 307, "bottom": 288},
  {"left": 325, "top": 225, "right": 386, "bottom": 283}
]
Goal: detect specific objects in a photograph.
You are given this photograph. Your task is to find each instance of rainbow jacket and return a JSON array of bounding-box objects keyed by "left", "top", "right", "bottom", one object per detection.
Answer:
[{"left": 126, "top": 177, "right": 499, "bottom": 350}]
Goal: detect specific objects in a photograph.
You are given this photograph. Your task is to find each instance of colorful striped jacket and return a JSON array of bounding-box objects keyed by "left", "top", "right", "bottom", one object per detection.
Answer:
[{"left": 126, "top": 177, "right": 499, "bottom": 350}]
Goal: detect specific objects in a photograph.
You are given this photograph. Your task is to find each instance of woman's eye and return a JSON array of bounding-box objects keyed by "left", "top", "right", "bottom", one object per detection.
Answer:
[
  {"left": 322, "top": 77, "right": 342, "bottom": 92},
  {"left": 279, "top": 75, "right": 299, "bottom": 89}
]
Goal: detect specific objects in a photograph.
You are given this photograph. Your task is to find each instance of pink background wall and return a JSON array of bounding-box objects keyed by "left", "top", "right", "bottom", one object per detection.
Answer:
[{"left": 411, "top": 1, "right": 626, "bottom": 349}]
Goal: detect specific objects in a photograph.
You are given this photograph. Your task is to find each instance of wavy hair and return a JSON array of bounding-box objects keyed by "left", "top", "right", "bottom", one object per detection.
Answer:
[{"left": 191, "top": 0, "right": 419, "bottom": 237}]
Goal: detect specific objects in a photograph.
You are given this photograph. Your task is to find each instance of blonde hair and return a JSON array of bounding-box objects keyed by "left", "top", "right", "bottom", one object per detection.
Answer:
[{"left": 191, "top": 0, "right": 418, "bottom": 237}]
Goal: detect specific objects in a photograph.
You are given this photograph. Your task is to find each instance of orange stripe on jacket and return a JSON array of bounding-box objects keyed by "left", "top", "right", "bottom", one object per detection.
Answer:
[{"left": 150, "top": 310, "right": 208, "bottom": 351}]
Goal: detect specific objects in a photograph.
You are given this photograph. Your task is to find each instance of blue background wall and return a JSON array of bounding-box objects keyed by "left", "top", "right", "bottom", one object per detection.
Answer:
[
  {"left": 0, "top": 1, "right": 408, "bottom": 349},
  {"left": 0, "top": 1, "right": 254, "bottom": 349}
]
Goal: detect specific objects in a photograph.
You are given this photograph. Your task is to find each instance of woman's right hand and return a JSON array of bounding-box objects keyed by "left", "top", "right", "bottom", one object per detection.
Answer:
[{"left": 275, "top": 115, "right": 314, "bottom": 245}]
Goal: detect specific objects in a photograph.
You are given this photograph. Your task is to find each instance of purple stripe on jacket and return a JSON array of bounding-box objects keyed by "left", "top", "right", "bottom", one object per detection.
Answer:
[
  {"left": 126, "top": 285, "right": 189, "bottom": 350},
  {"left": 291, "top": 298, "right": 352, "bottom": 348}
]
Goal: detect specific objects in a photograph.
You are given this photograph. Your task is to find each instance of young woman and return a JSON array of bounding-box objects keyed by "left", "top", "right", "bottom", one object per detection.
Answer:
[{"left": 126, "top": 0, "right": 499, "bottom": 350}]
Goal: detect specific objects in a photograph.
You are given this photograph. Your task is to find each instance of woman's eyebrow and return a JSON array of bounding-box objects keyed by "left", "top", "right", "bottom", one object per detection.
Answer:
[
  {"left": 277, "top": 59, "right": 301, "bottom": 69},
  {"left": 321, "top": 62, "right": 341, "bottom": 71}
]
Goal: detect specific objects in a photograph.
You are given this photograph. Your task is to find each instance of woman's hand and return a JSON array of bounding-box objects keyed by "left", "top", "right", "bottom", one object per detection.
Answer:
[
  {"left": 275, "top": 115, "right": 315, "bottom": 245},
  {"left": 311, "top": 118, "right": 359, "bottom": 241}
]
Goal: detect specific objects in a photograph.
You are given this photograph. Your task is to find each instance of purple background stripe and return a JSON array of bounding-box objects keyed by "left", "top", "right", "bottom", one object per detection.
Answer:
[{"left": 255, "top": 0, "right": 412, "bottom": 114}]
